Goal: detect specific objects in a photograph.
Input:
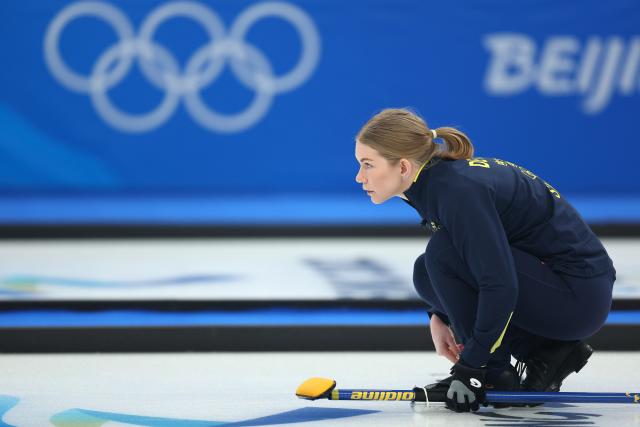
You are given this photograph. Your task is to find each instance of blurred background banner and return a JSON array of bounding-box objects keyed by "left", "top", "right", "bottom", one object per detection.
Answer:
[{"left": 1, "top": 0, "right": 639, "bottom": 224}]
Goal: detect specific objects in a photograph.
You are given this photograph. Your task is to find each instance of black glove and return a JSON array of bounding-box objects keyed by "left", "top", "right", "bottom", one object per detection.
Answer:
[{"left": 445, "top": 360, "right": 486, "bottom": 412}]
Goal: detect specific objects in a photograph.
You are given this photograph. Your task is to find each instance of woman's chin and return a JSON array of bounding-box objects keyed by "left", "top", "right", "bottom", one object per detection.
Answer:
[{"left": 369, "top": 194, "right": 387, "bottom": 204}]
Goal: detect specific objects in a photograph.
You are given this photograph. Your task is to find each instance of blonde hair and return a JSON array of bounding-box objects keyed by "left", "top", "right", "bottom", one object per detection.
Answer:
[{"left": 356, "top": 108, "right": 474, "bottom": 164}]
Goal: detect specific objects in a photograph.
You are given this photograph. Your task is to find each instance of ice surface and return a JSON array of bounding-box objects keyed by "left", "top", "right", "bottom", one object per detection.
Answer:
[{"left": 0, "top": 352, "right": 638, "bottom": 426}]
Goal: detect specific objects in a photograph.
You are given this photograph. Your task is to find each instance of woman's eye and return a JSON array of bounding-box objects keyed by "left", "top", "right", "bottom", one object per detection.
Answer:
[{"left": 364, "top": 163, "right": 372, "bottom": 169}]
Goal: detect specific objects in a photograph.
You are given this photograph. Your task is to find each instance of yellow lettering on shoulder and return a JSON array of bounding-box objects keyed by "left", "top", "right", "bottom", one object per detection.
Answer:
[
  {"left": 544, "top": 182, "right": 561, "bottom": 198},
  {"left": 518, "top": 167, "right": 537, "bottom": 180},
  {"left": 467, "top": 158, "right": 490, "bottom": 168}
]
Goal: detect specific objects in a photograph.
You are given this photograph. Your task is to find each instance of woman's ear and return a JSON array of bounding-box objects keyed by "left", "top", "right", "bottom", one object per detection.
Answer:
[{"left": 399, "top": 159, "right": 412, "bottom": 178}]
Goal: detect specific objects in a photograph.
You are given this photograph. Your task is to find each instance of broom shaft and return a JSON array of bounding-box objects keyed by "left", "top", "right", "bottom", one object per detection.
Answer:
[{"left": 331, "top": 389, "right": 640, "bottom": 404}]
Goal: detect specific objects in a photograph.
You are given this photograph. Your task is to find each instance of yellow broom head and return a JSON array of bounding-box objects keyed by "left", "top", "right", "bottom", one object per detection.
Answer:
[{"left": 296, "top": 377, "right": 336, "bottom": 400}]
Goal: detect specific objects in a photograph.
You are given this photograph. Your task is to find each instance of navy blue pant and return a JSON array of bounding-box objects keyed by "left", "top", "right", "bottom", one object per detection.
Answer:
[{"left": 414, "top": 229, "right": 615, "bottom": 372}]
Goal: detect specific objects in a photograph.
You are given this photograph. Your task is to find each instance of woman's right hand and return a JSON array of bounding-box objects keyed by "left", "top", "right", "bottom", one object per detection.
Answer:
[{"left": 430, "top": 313, "right": 464, "bottom": 364}]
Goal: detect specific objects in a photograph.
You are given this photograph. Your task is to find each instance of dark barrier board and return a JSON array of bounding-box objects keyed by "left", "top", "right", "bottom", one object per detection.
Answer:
[{"left": 1, "top": 324, "right": 638, "bottom": 353}]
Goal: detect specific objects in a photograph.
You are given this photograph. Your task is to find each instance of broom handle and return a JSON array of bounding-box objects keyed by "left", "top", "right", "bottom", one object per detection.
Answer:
[{"left": 330, "top": 388, "right": 640, "bottom": 404}]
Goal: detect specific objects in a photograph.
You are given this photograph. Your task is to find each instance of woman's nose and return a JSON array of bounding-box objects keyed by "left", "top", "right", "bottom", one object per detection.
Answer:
[{"left": 355, "top": 169, "right": 364, "bottom": 183}]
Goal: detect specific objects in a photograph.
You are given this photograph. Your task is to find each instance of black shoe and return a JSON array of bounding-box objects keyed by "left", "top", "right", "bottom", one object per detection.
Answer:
[
  {"left": 424, "top": 374, "right": 454, "bottom": 393},
  {"left": 521, "top": 340, "right": 594, "bottom": 393},
  {"left": 485, "top": 364, "right": 524, "bottom": 408}
]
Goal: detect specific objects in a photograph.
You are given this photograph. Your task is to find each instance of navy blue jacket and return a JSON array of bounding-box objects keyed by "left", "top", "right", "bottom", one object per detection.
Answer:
[{"left": 403, "top": 156, "right": 615, "bottom": 367}]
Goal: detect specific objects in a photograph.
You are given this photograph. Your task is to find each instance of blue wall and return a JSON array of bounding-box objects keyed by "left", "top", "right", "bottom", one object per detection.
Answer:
[{"left": 1, "top": 0, "right": 638, "bottom": 223}]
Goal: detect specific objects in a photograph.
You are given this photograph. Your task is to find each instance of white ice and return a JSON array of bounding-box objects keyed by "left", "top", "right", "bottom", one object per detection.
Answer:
[{"left": 1, "top": 351, "right": 639, "bottom": 426}]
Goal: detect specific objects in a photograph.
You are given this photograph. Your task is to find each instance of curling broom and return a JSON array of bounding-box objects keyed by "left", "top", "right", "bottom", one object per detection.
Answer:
[{"left": 296, "top": 377, "right": 640, "bottom": 405}]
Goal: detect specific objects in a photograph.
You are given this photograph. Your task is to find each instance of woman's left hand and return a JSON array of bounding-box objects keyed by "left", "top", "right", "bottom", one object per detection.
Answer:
[{"left": 430, "top": 314, "right": 464, "bottom": 363}]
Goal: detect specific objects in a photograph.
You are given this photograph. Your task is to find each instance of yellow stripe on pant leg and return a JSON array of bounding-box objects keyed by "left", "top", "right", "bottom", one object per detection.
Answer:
[{"left": 490, "top": 311, "right": 513, "bottom": 354}]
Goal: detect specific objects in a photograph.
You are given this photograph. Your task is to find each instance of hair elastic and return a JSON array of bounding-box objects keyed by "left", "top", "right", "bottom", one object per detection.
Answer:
[{"left": 431, "top": 129, "right": 437, "bottom": 139}]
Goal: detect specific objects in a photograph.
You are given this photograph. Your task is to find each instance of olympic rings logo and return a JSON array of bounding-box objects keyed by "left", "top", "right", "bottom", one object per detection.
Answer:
[{"left": 43, "top": 1, "right": 321, "bottom": 133}]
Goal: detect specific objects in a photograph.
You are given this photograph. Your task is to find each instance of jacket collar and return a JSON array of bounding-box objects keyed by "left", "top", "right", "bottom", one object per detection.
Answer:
[{"left": 403, "top": 156, "right": 442, "bottom": 202}]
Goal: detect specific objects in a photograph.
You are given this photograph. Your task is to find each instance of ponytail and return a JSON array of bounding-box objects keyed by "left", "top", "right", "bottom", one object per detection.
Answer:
[{"left": 434, "top": 127, "right": 474, "bottom": 160}]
